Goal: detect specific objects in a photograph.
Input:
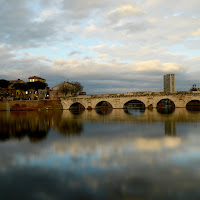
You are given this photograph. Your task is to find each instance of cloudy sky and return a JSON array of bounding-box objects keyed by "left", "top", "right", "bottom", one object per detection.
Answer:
[{"left": 1, "top": 0, "right": 200, "bottom": 94}]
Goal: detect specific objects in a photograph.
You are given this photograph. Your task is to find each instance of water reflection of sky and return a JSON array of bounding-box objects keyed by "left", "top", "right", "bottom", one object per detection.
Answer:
[{"left": 1, "top": 109, "right": 200, "bottom": 199}]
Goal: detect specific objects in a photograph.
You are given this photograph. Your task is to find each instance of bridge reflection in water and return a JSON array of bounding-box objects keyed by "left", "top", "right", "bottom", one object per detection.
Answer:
[
  {"left": 0, "top": 107, "right": 200, "bottom": 142},
  {"left": 1, "top": 108, "right": 200, "bottom": 141},
  {"left": 95, "top": 101, "right": 113, "bottom": 115},
  {"left": 1, "top": 108, "right": 200, "bottom": 199},
  {"left": 123, "top": 100, "right": 145, "bottom": 116}
]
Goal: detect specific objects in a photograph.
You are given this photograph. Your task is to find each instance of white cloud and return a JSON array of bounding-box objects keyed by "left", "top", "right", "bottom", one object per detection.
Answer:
[
  {"left": 106, "top": 5, "right": 145, "bottom": 23},
  {"left": 134, "top": 60, "right": 187, "bottom": 72},
  {"left": 33, "top": 9, "right": 62, "bottom": 22},
  {"left": 97, "top": 54, "right": 109, "bottom": 59}
]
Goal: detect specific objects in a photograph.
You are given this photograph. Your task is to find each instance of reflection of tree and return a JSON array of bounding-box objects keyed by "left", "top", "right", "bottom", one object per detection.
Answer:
[
  {"left": 52, "top": 118, "right": 83, "bottom": 136},
  {"left": 0, "top": 110, "right": 84, "bottom": 138},
  {"left": 95, "top": 108, "right": 113, "bottom": 115},
  {"left": 0, "top": 130, "right": 10, "bottom": 141},
  {"left": 0, "top": 111, "right": 59, "bottom": 142}
]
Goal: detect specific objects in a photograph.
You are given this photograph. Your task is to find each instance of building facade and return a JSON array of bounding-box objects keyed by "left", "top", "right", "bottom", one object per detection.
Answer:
[
  {"left": 0, "top": 88, "right": 16, "bottom": 100},
  {"left": 164, "top": 74, "right": 175, "bottom": 93},
  {"left": 28, "top": 76, "right": 46, "bottom": 83},
  {"left": 49, "top": 82, "right": 74, "bottom": 100}
]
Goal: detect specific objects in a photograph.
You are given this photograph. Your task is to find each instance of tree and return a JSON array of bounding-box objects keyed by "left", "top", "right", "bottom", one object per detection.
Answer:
[
  {"left": 71, "top": 81, "right": 83, "bottom": 96},
  {"left": 13, "top": 83, "right": 29, "bottom": 91},
  {"left": 59, "top": 82, "right": 72, "bottom": 97},
  {"left": 27, "top": 81, "right": 48, "bottom": 90},
  {"left": 0, "top": 79, "right": 9, "bottom": 88},
  {"left": 58, "top": 81, "right": 84, "bottom": 97}
]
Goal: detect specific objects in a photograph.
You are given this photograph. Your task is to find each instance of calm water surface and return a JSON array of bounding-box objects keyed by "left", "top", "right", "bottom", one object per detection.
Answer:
[{"left": 1, "top": 108, "right": 200, "bottom": 200}]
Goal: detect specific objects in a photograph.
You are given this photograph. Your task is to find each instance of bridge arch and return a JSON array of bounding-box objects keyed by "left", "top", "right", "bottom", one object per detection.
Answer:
[
  {"left": 156, "top": 98, "right": 175, "bottom": 108},
  {"left": 156, "top": 98, "right": 175, "bottom": 113},
  {"left": 186, "top": 100, "right": 200, "bottom": 111},
  {"left": 123, "top": 99, "right": 145, "bottom": 109},
  {"left": 69, "top": 102, "right": 85, "bottom": 110},
  {"left": 95, "top": 101, "right": 113, "bottom": 109}
]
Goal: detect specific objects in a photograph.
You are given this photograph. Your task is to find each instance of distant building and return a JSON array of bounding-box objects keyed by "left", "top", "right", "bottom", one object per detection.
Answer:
[
  {"left": 49, "top": 82, "right": 74, "bottom": 100},
  {"left": 28, "top": 76, "right": 46, "bottom": 83},
  {"left": 0, "top": 88, "right": 16, "bottom": 101},
  {"left": 164, "top": 74, "right": 175, "bottom": 92},
  {"left": 38, "top": 88, "right": 49, "bottom": 100},
  {"left": 27, "top": 76, "right": 48, "bottom": 100}
]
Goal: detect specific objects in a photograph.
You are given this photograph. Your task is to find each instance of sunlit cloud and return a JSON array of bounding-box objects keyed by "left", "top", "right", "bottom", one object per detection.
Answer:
[
  {"left": 192, "top": 28, "right": 200, "bottom": 36},
  {"left": 106, "top": 4, "right": 145, "bottom": 23}
]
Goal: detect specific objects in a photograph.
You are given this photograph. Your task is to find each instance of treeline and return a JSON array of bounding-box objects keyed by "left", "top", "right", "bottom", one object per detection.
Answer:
[
  {"left": 0, "top": 79, "right": 48, "bottom": 90},
  {"left": 0, "top": 80, "right": 9, "bottom": 88}
]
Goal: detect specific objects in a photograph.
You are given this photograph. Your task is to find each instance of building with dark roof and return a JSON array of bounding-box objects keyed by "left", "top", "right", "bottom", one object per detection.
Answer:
[{"left": 28, "top": 76, "right": 46, "bottom": 83}]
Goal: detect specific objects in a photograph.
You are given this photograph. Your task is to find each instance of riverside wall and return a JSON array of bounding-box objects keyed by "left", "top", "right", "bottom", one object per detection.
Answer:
[{"left": 0, "top": 100, "right": 63, "bottom": 111}]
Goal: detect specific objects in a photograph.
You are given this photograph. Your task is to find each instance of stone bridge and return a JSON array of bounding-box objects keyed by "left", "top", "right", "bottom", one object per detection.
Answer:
[{"left": 61, "top": 91, "right": 200, "bottom": 110}]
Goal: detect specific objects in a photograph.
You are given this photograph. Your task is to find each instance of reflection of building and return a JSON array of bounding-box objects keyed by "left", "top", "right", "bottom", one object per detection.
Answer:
[
  {"left": 164, "top": 74, "right": 175, "bottom": 93},
  {"left": 0, "top": 111, "right": 52, "bottom": 142},
  {"left": 165, "top": 121, "right": 176, "bottom": 136}
]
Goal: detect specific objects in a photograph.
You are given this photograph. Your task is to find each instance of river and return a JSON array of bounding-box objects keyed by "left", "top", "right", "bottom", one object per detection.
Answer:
[{"left": 0, "top": 108, "right": 200, "bottom": 199}]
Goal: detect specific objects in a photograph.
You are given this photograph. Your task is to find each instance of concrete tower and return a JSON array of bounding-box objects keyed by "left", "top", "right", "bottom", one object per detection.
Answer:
[{"left": 164, "top": 74, "right": 175, "bottom": 92}]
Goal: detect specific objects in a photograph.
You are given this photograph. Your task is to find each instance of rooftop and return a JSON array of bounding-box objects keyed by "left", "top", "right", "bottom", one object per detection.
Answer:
[{"left": 28, "top": 76, "right": 46, "bottom": 80}]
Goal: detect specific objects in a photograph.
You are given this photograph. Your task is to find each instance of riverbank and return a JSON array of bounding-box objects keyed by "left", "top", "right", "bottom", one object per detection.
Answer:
[{"left": 0, "top": 100, "right": 63, "bottom": 111}]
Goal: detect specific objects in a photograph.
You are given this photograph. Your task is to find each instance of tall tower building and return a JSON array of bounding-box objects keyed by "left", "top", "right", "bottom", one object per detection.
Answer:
[{"left": 164, "top": 74, "right": 175, "bottom": 92}]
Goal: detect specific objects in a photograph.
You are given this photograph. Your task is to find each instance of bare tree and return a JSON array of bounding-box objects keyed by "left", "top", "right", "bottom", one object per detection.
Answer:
[
  {"left": 59, "top": 81, "right": 84, "bottom": 97},
  {"left": 71, "top": 81, "right": 83, "bottom": 96},
  {"left": 59, "top": 82, "right": 72, "bottom": 97}
]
